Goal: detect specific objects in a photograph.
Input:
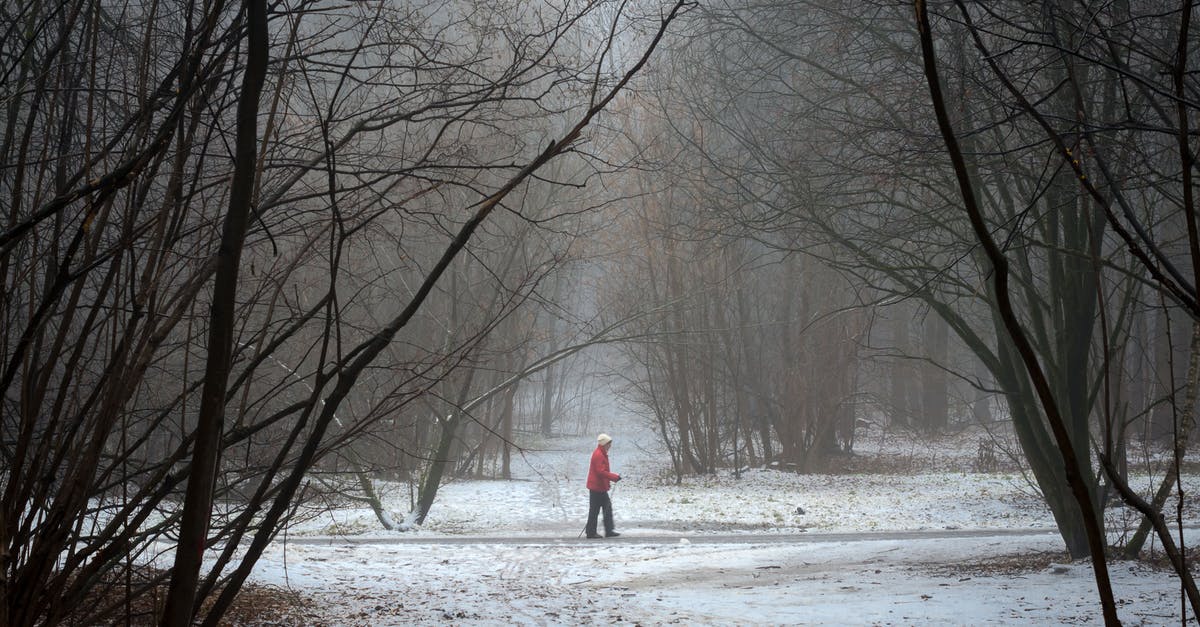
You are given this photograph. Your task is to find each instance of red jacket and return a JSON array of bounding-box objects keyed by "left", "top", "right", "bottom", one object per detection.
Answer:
[{"left": 586, "top": 445, "right": 620, "bottom": 492}]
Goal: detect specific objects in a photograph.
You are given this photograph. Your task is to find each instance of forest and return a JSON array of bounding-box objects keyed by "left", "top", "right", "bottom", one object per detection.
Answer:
[{"left": 2, "top": 0, "right": 1199, "bottom": 625}]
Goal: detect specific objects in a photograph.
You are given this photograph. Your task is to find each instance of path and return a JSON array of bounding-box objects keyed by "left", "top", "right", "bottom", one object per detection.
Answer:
[{"left": 281, "top": 526, "right": 1062, "bottom": 546}]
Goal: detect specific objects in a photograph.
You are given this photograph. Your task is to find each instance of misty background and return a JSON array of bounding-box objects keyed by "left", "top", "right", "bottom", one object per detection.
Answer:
[{"left": 2, "top": 0, "right": 1199, "bottom": 624}]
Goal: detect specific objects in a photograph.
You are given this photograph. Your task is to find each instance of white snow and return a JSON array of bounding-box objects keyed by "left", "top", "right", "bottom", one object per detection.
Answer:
[{"left": 240, "top": 418, "right": 1200, "bottom": 625}]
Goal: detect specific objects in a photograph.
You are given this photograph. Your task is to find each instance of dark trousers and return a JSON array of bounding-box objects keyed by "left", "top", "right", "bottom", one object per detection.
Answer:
[{"left": 586, "top": 490, "right": 614, "bottom": 535}]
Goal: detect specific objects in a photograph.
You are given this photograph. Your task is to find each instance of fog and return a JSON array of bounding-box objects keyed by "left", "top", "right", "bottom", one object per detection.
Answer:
[{"left": 2, "top": 0, "right": 1198, "bottom": 624}]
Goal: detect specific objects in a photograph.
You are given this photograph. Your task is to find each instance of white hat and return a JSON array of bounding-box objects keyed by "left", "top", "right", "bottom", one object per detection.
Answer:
[{"left": 597, "top": 433, "right": 612, "bottom": 445}]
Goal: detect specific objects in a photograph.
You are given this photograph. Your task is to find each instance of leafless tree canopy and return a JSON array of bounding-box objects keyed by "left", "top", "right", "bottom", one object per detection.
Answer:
[
  {"left": 3, "top": 0, "right": 1199, "bottom": 623},
  {"left": 0, "top": 0, "right": 688, "bottom": 623}
]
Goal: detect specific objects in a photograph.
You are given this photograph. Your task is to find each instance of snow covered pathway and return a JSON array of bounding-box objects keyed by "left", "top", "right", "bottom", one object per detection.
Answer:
[
  {"left": 241, "top": 421, "right": 1199, "bottom": 625},
  {"left": 250, "top": 528, "right": 1193, "bottom": 625}
]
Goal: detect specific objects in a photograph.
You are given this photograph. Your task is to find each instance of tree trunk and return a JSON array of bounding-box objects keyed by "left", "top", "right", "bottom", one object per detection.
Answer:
[
  {"left": 160, "top": 0, "right": 268, "bottom": 622},
  {"left": 915, "top": 8, "right": 1119, "bottom": 621},
  {"left": 735, "top": 279, "right": 772, "bottom": 463},
  {"left": 970, "top": 358, "right": 992, "bottom": 424},
  {"left": 500, "top": 372, "right": 517, "bottom": 480},
  {"left": 920, "top": 313, "right": 949, "bottom": 432},
  {"left": 357, "top": 467, "right": 395, "bottom": 531},
  {"left": 539, "top": 274, "right": 564, "bottom": 436},
  {"left": 415, "top": 414, "right": 461, "bottom": 526},
  {"left": 1150, "top": 305, "right": 1184, "bottom": 442},
  {"left": 665, "top": 247, "right": 700, "bottom": 473},
  {"left": 1124, "top": 321, "right": 1200, "bottom": 558},
  {"left": 890, "top": 303, "right": 914, "bottom": 429}
]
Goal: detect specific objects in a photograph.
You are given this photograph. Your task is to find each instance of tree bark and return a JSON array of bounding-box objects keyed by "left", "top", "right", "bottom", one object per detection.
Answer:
[
  {"left": 160, "top": 0, "right": 268, "bottom": 622},
  {"left": 890, "top": 304, "right": 914, "bottom": 429},
  {"left": 916, "top": 4, "right": 1120, "bottom": 623},
  {"left": 920, "top": 313, "right": 949, "bottom": 432}
]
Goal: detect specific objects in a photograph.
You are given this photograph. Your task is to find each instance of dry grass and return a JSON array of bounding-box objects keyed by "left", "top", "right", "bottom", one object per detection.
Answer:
[
  {"left": 64, "top": 565, "right": 321, "bottom": 626},
  {"left": 926, "top": 550, "right": 1075, "bottom": 578},
  {"left": 923, "top": 546, "right": 1198, "bottom": 580}
]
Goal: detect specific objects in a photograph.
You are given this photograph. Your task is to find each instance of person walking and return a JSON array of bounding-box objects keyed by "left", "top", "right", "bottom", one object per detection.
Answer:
[{"left": 585, "top": 433, "right": 621, "bottom": 538}]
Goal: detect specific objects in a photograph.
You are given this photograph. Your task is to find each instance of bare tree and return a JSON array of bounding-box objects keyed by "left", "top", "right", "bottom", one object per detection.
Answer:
[
  {"left": 623, "top": 1, "right": 1199, "bottom": 576},
  {"left": 0, "top": 0, "right": 689, "bottom": 623}
]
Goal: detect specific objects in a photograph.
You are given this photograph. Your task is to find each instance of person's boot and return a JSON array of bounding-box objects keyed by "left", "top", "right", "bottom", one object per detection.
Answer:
[
  {"left": 604, "top": 530, "right": 620, "bottom": 538},
  {"left": 586, "top": 531, "right": 602, "bottom": 538}
]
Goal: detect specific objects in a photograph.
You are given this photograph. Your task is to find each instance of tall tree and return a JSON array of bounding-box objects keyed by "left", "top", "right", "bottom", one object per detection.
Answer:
[
  {"left": 0, "top": 0, "right": 689, "bottom": 622},
  {"left": 161, "top": 0, "right": 270, "bottom": 621}
]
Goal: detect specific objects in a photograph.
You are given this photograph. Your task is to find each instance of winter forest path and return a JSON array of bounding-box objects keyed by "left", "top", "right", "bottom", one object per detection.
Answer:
[
  {"left": 252, "top": 524, "right": 1199, "bottom": 625},
  {"left": 282, "top": 526, "right": 1062, "bottom": 546}
]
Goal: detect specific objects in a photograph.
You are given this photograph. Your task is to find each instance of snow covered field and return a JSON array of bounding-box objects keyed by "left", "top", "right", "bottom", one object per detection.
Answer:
[{"left": 241, "top": 418, "right": 1200, "bottom": 625}]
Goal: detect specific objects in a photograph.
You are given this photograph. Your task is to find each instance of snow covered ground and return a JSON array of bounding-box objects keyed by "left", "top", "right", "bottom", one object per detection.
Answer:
[{"left": 240, "top": 417, "right": 1200, "bottom": 625}]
